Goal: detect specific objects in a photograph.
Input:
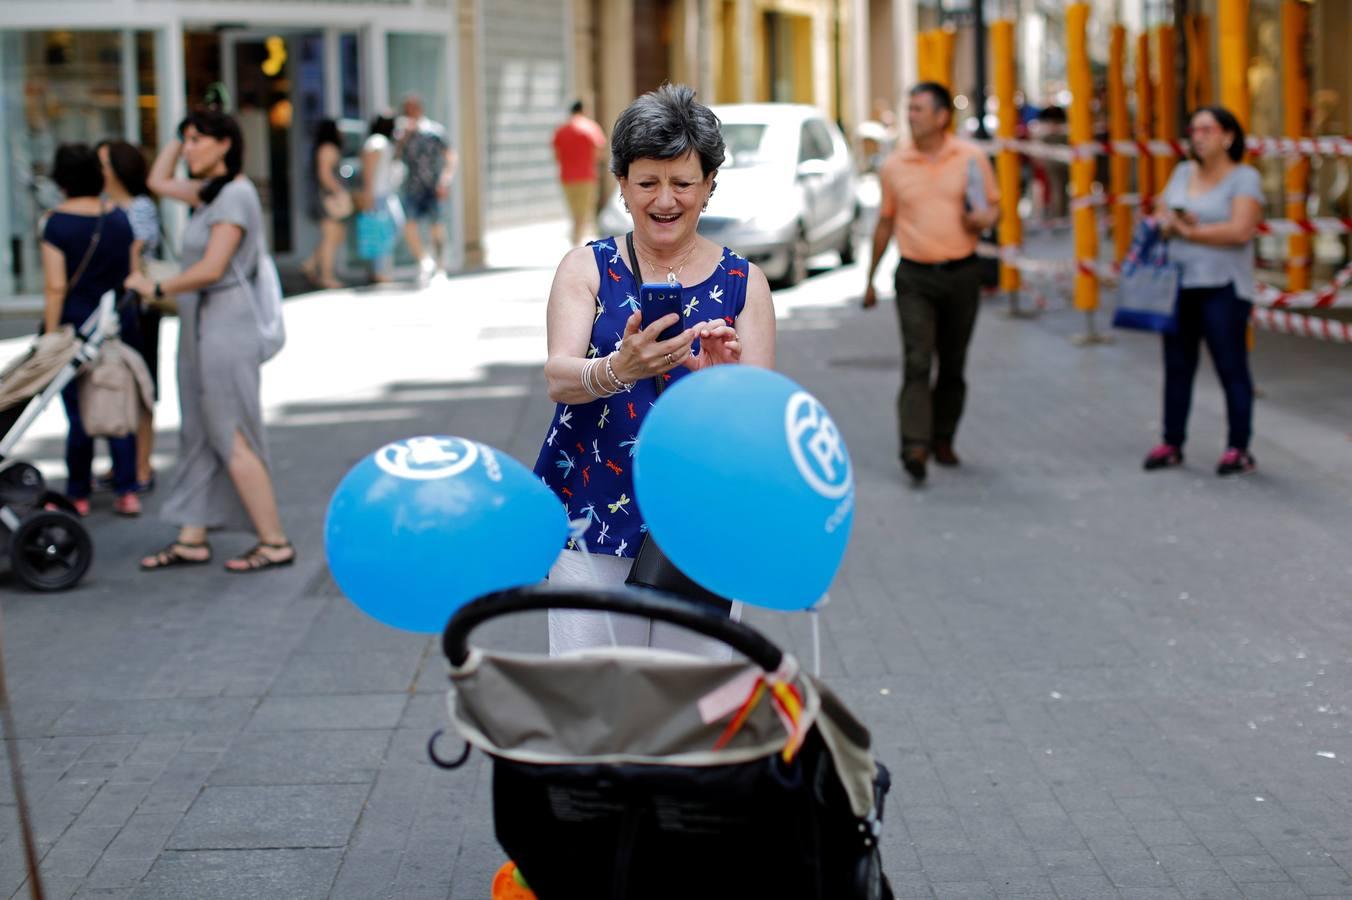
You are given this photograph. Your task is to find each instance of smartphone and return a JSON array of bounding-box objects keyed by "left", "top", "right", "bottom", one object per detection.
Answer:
[{"left": 640, "top": 282, "right": 685, "bottom": 342}]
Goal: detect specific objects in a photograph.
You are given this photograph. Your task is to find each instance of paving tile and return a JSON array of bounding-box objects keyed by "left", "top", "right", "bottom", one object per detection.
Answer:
[
  {"left": 165, "top": 785, "right": 368, "bottom": 850},
  {"left": 130, "top": 849, "right": 341, "bottom": 899}
]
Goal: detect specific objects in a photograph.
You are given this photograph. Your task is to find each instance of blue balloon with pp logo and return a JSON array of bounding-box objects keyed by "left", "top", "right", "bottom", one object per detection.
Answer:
[
  {"left": 325, "top": 436, "right": 568, "bottom": 633},
  {"left": 632, "top": 367, "right": 854, "bottom": 611}
]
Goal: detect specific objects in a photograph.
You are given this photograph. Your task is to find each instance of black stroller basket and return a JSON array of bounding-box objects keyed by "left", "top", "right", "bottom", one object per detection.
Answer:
[{"left": 442, "top": 587, "right": 894, "bottom": 900}]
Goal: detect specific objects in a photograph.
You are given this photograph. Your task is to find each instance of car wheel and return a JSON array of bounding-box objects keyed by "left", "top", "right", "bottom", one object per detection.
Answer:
[
  {"left": 839, "top": 208, "right": 860, "bottom": 266},
  {"left": 776, "top": 225, "right": 810, "bottom": 289}
]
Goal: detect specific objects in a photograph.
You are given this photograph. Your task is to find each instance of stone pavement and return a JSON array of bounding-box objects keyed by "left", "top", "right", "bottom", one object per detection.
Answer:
[{"left": 0, "top": 250, "right": 1350, "bottom": 899}]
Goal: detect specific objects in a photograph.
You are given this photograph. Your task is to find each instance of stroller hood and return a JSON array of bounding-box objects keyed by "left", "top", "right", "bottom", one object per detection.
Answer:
[
  {"left": 0, "top": 328, "right": 77, "bottom": 413},
  {"left": 448, "top": 646, "right": 880, "bottom": 818}
]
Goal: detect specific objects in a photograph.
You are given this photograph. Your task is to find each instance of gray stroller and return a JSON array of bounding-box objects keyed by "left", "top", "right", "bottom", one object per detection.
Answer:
[
  {"left": 435, "top": 585, "right": 894, "bottom": 899},
  {"left": 0, "top": 290, "right": 127, "bottom": 590}
]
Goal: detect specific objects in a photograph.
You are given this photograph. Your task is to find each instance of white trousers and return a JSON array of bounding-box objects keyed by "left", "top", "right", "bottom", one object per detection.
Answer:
[{"left": 546, "top": 549, "right": 740, "bottom": 660}]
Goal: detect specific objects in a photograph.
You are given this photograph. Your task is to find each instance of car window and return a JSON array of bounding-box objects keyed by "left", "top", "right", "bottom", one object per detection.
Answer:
[
  {"left": 803, "top": 120, "right": 835, "bottom": 164},
  {"left": 798, "top": 123, "right": 827, "bottom": 163},
  {"left": 721, "top": 124, "right": 769, "bottom": 168}
]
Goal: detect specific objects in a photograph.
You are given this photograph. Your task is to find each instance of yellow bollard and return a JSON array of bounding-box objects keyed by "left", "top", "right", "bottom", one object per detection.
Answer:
[
  {"left": 1153, "top": 25, "right": 1179, "bottom": 201},
  {"left": 1218, "top": 0, "right": 1249, "bottom": 128},
  {"left": 1282, "top": 0, "right": 1311, "bottom": 291},
  {"left": 992, "top": 20, "right": 1021, "bottom": 294},
  {"left": 1067, "top": 3, "right": 1098, "bottom": 317},
  {"left": 1109, "top": 25, "right": 1132, "bottom": 264},
  {"left": 1135, "top": 32, "right": 1155, "bottom": 213}
]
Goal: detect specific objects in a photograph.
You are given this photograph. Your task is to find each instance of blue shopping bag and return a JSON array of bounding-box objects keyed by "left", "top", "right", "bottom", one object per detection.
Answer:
[
  {"left": 1113, "top": 220, "right": 1182, "bottom": 334},
  {"left": 355, "top": 204, "right": 396, "bottom": 262}
]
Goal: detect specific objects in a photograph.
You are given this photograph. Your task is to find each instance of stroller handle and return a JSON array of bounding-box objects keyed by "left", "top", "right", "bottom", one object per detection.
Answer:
[{"left": 443, "top": 585, "right": 785, "bottom": 672}]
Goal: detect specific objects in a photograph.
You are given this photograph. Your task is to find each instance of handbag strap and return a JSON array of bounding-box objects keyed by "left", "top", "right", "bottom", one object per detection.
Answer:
[
  {"left": 624, "top": 232, "right": 667, "bottom": 396},
  {"left": 64, "top": 207, "right": 106, "bottom": 302}
]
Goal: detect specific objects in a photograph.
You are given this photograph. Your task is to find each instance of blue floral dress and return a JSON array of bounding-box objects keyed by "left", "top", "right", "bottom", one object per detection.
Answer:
[{"left": 532, "top": 238, "right": 750, "bottom": 558}]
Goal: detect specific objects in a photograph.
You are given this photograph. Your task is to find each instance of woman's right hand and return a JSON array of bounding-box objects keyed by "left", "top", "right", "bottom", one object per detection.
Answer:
[{"left": 612, "top": 311, "right": 698, "bottom": 383}]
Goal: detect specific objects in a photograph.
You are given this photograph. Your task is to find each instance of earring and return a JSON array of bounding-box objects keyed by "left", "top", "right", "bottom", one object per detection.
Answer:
[{"left": 622, "top": 197, "right": 630, "bottom": 213}]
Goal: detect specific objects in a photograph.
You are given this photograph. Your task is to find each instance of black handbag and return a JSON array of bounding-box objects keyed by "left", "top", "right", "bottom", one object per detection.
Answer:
[{"left": 620, "top": 232, "right": 733, "bottom": 616}]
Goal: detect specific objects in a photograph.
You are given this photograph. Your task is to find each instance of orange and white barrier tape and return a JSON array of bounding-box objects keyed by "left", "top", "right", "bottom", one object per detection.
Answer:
[
  {"left": 1254, "top": 260, "right": 1352, "bottom": 309},
  {"left": 1251, "top": 307, "right": 1352, "bottom": 343},
  {"left": 977, "top": 135, "right": 1352, "bottom": 162},
  {"left": 1256, "top": 217, "right": 1352, "bottom": 237},
  {"left": 980, "top": 242, "right": 1352, "bottom": 310}
]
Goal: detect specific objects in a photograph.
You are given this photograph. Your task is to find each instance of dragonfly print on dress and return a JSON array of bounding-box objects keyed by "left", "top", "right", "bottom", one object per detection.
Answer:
[{"left": 531, "top": 239, "right": 751, "bottom": 558}]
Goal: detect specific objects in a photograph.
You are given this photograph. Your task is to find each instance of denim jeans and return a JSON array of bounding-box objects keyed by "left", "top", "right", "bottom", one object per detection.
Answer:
[
  {"left": 1161, "top": 283, "right": 1253, "bottom": 451},
  {"left": 61, "top": 381, "right": 137, "bottom": 498}
]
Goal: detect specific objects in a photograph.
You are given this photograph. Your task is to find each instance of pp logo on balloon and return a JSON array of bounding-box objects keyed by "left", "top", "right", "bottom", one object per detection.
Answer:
[
  {"left": 375, "top": 436, "right": 491, "bottom": 481},
  {"left": 786, "top": 392, "right": 854, "bottom": 529}
]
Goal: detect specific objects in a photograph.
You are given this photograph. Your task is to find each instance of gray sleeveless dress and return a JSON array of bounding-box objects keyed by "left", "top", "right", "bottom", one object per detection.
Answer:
[{"left": 161, "top": 178, "right": 271, "bottom": 531}]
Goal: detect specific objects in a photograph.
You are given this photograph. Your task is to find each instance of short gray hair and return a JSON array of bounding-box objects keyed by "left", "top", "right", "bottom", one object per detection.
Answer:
[{"left": 610, "top": 84, "right": 725, "bottom": 179}]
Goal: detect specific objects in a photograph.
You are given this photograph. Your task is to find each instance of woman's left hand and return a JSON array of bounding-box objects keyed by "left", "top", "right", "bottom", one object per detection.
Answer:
[
  {"left": 125, "top": 271, "right": 154, "bottom": 298},
  {"left": 689, "top": 320, "right": 741, "bottom": 369}
]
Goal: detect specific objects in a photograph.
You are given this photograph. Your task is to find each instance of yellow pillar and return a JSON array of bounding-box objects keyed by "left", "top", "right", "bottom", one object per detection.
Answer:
[
  {"left": 1282, "top": 0, "right": 1311, "bottom": 291},
  {"left": 1108, "top": 26, "right": 1132, "bottom": 264},
  {"left": 1067, "top": 3, "right": 1097, "bottom": 313},
  {"left": 933, "top": 27, "right": 955, "bottom": 91},
  {"left": 1218, "top": 0, "right": 1249, "bottom": 128},
  {"left": 916, "top": 30, "right": 935, "bottom": 83},
  {"left": 1153, "top": 25, "right": 1179, "bottom": 201},
  {"left": 992, "top": 19, "right": 1020, "bottom": 293},
  {"left": 1185, "top": 15, "right": 1213, "bottom": 111},
  {"left": 1135, "top": 31, "right": 1154, "bottom": 213},
  {"left": 917, "top": 27, "right": 955, "bottom": 90}
]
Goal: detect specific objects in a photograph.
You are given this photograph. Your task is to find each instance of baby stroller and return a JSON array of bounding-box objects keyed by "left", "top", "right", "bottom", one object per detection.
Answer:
[
  {"left": 0, "top": 290, "right": 126, "bottom": 590},
  {"left": 435, "top": 585, "right": 895, "bottom": 900}
]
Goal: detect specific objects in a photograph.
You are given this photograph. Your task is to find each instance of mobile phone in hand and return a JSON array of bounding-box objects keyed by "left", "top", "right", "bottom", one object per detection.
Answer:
[{"left": 640, "top": 282, "right": 684, "bottom": 342}]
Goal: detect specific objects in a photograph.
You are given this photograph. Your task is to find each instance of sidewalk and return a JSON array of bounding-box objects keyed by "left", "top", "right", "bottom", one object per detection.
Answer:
[{"left": 0, "top": 256, "right": 1350, "bottom": 899}]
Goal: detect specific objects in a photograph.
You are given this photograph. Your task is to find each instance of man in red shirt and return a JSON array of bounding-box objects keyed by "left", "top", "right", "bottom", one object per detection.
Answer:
[{"left": 552, "top": 100, "right": 607, "bottom": 246}]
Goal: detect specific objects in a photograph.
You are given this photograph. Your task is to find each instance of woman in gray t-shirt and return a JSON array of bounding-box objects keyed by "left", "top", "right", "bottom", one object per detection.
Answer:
[{"left": 1142, "top": 106, "right": 1264, "bottom": 477}]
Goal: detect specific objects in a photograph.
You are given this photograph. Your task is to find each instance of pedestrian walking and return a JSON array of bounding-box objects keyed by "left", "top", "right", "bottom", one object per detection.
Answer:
[
  {"left": 532, "top": 84, "right": 775, "bottom": 657},
  {"left": 356, "top": 113, "right": 402, "bottom": 284},
  {"left": 552, "top": 99, "right": 607, "bottom": 246},
  {"left": 42, "top": 143, "right": 142, "bottom": 517},
  {"left": 862, "top": 82, "right": 999, "bottom": 483},
  {"left": 126, "top": 109, "right": 295, "bottom": 572},
  {"left": 97, "top": 139, "right": 161, "bottom": 494},
  {"left": 1143, "top": 105, "right": 1263, "bottom": 476},
  {"left": 299, "top": 118, "right": 351, "bottom": 290},
  {"left": 396, "top": 94, "right": 456, "bottom": 283}
]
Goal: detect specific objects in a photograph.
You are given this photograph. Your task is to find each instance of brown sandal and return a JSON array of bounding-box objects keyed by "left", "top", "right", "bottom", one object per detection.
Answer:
[
  {"left": 225, "top": 541, "right": 296, "bottom": 573},
  {"left": 141, "top": 541, "right": 212, "bottom": 571}
]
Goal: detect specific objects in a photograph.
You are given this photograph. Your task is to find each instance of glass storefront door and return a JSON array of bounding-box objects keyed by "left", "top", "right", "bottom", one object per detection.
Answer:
[
  {"left": 184, "top": 28, "right": 360, "bottom": 263},
  {"left": 0, "top": 29, "right": 157, "bottom": 296}
]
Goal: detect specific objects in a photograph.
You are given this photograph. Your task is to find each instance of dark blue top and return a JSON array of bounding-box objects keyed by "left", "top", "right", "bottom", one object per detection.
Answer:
[
  {"left": 532, "top": 239, "right": 751, "bottom": 558},
  {"left": 42, "top": 208, "right": 135, "bottom": 333}
]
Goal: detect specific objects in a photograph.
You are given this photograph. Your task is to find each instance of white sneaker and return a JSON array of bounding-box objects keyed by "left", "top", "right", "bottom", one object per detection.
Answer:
[{"left": 417, "top": 257, "right": 436, "bottom": 287}]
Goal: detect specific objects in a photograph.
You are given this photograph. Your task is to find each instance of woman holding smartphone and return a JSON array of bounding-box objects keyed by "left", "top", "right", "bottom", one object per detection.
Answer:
[
  {"left": 531, "top": 84, "right": 776, "bottom": 657},
  {"left": 1144, "top": 106, "right": 1264, "bottom": 477}
]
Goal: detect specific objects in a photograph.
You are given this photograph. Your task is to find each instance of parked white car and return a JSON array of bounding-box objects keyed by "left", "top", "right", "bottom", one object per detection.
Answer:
[{"left": 598, "top": 104, "right": 861, "bottom": 287}]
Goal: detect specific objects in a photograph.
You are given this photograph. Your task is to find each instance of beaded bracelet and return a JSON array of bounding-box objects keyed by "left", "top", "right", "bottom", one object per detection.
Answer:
[{"left": 605, "top": 352, "right": 635, "bottom": 393}]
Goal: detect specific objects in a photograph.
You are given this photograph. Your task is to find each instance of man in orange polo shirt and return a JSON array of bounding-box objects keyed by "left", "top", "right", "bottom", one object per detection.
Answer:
[{"left": 863, "top": 82, "right": 1000, "bottom": 483}]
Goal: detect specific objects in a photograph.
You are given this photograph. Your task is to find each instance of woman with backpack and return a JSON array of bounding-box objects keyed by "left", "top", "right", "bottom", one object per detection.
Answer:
[{"left": 124, "top": 109, "right": 295, "bottom": 573}]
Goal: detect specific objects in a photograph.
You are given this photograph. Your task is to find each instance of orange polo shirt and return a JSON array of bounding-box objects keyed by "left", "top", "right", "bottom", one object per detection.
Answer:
[{"left": 879, "top": 134, "right": 1000, "bottom": 264}]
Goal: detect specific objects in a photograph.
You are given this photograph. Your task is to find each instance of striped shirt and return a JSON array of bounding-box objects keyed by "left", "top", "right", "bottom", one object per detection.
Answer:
[{"left": 126, "top": 195, "right": 160, "bottom": 256}]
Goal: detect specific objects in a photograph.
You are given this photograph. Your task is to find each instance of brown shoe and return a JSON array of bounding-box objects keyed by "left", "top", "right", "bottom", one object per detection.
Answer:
[
  {"left": 933, "top": 442, "right": 961, "bottom": 467},
  {"left": 901, "top": 447, "right": 928, "bottom": 483}
]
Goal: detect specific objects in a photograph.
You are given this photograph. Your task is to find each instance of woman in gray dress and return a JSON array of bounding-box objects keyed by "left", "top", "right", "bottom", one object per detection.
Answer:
[{"left": 125, "top": 109, "right": 295, "bottom": 571}]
